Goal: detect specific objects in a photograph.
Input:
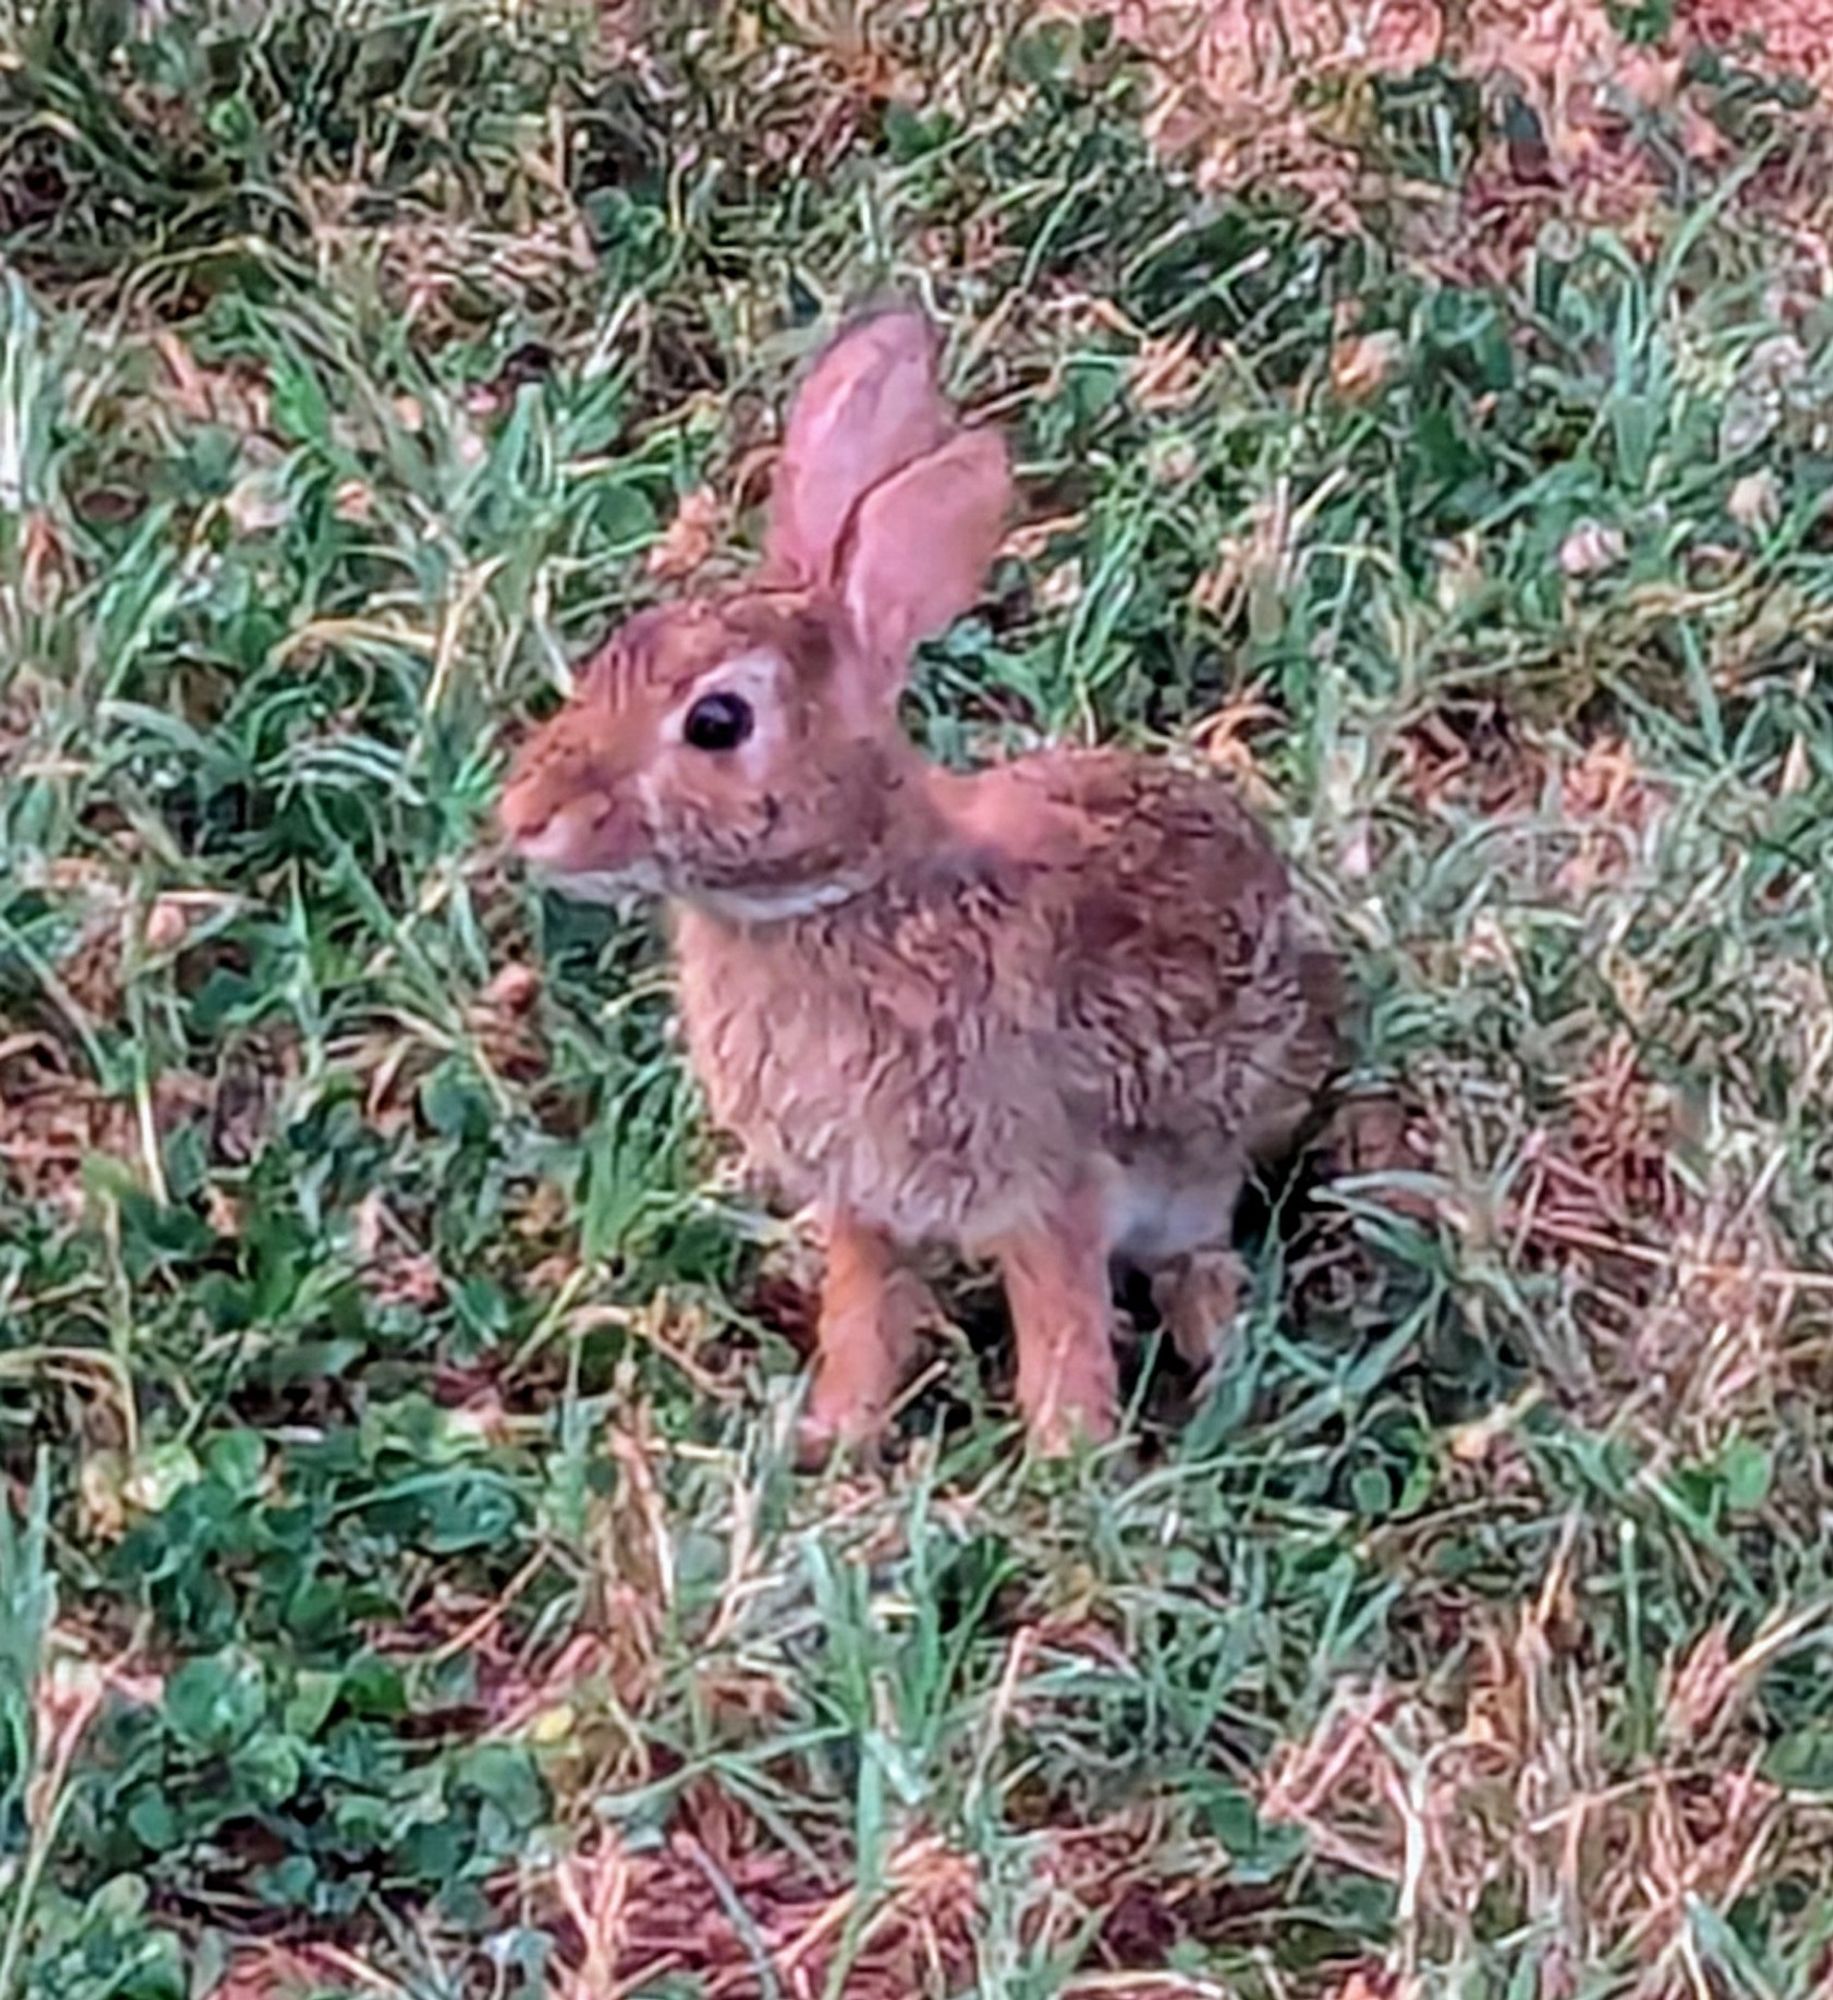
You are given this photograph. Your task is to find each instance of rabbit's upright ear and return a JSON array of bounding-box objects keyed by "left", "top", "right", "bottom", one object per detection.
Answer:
[
  {"left": 763, "top": 307, "right": 952, "bottom": 587},
  {"left": 834, "top": 426, "right": 1012, "bottom": 711}
]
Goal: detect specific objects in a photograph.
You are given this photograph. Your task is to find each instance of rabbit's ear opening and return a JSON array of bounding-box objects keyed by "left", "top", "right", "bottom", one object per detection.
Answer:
[
  {"left": 763, "top": 307, "right": 952, "bottom": 587},
  {"left": 834, "top": 425, "right": 1012, "bottom": 714}
]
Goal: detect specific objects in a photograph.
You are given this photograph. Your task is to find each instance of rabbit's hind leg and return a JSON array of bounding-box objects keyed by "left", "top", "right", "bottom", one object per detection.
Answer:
[
  {"left": 1150, "top": 1245, "right": 1248, "bottom": 1374},
  {"left": 1108, "top": 1147, "right": 1249, "bottom": 1377}
]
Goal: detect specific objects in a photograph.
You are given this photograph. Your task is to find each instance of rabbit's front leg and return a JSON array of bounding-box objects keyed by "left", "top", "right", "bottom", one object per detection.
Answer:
[
  {"left": 993, "top": 1181, "right": 1120, "bottom": 1454},
  {"left": 798, "top": 1213, "right": 930, "bottom": 1462}
]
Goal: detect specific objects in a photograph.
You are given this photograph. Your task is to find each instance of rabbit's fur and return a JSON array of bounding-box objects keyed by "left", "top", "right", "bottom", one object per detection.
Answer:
[{"left": 500, "top": 307, "right": 1339, "bottom": 1454}]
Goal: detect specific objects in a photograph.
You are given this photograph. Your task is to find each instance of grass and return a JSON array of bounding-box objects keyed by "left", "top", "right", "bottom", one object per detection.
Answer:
[{"left": 2, "top": 1, "right": 1833, "bottom": 1994}]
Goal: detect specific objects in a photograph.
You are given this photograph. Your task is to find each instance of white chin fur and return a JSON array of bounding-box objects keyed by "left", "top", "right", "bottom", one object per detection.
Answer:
[
  {"left": 685, "top": 876, "right": 870, "bottom": 924},
  {"left": 533, "top": 861, "right": 867, "bottom": 924},
  {"left": 532, "top": 862, "right": 662, "bottom": 910}
]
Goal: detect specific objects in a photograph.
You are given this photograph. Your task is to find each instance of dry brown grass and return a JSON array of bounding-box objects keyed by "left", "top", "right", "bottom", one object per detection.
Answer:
[
  {"left": 1260, "top": 1563, "right": 1833, "bottom": 1993},
  {"left": 1069, "top": 0, "right": 1833, "bottom": 279}
]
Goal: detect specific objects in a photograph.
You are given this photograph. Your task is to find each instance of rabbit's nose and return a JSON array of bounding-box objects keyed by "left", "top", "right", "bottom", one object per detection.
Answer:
[
  {"left": 500, "top": 781, "right": 639, "bottom": 878},
  {"left": 498, "top": 751, "right": 591, "bottom": 845},
  {"left": 513, "top": 810, "right": 589, "bottom": 868},
  {"left": 501, "top": 791, "right": 588, "bottom": 863},
  {"left": 497, "top": 779, "right": 556, "bottom": 846}
]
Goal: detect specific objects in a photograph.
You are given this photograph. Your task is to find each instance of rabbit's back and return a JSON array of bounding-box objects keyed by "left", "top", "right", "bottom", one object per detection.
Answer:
[{"left": 1035, "top": 751, "right": 1336, "bottom": 1151}]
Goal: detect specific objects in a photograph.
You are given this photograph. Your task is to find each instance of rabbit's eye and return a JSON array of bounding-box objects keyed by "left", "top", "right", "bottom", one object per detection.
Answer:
[{"left": 683, "top": 690, "right": 755, "bottom": 753}]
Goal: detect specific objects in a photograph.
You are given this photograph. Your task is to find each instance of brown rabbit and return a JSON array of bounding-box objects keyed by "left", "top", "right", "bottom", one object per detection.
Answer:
[{"left": 499, "top": 307, "right": 1339, "bottom": 1456}]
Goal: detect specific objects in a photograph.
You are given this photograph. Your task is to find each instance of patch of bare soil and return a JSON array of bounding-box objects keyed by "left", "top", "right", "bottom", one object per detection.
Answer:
[{"left": 539, "top": 1793, "right": 1273, "bottom": 2000}]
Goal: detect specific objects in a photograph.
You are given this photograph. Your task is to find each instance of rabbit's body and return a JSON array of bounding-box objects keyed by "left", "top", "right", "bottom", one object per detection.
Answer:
[
  {"left": 676, "top": 747, "right": 1334, "bottom": 1259},
  {"left": 500, "top": 307, "right": 1338, "bottom": 1454}
]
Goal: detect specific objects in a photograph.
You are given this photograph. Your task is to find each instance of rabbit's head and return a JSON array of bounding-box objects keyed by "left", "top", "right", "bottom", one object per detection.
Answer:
[{"left": 499, "top": 309, "right": 1010, "bottom": 919}]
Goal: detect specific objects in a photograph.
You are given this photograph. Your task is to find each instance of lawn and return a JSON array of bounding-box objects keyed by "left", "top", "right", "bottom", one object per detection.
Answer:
[{"left": 3, "top": 3, "right": 1833, "bottom": 1996}]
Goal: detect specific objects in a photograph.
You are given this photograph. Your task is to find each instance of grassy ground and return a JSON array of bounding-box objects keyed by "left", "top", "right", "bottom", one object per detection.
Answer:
[{"left": 3, "top": 3, "right": 1833, "bottom": 1995}]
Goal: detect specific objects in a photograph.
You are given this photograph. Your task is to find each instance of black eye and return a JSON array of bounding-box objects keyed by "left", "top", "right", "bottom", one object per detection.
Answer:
[{"left": 683, "top": 690, "right": 754, "bottom": 753}]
